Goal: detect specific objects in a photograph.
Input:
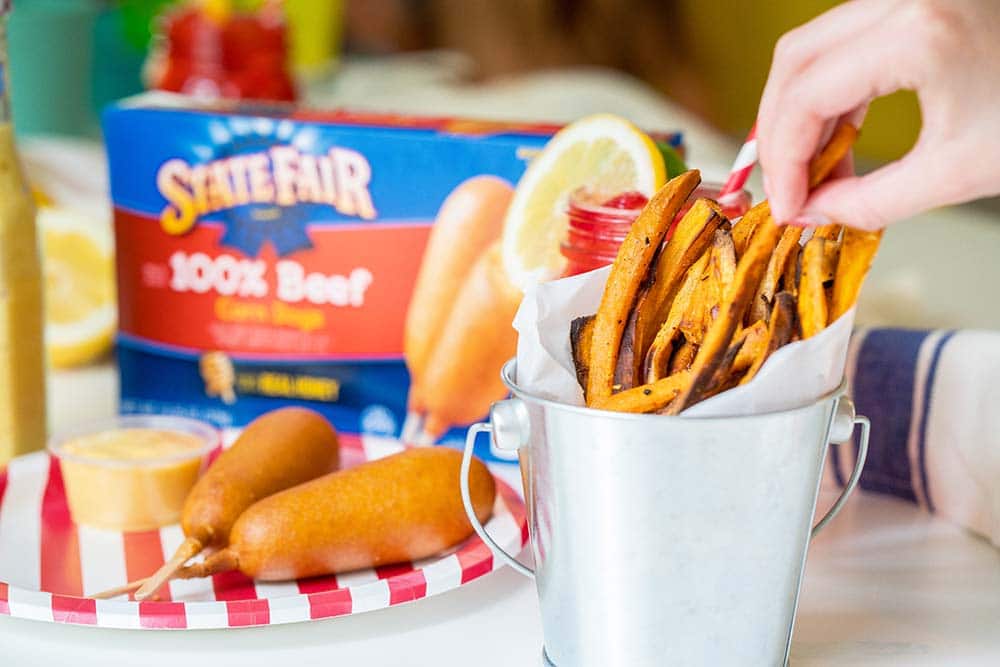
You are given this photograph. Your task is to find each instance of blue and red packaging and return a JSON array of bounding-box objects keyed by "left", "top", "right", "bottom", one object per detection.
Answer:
[{"left": 103, "top": 99, "right": 683, "bottom": 461}]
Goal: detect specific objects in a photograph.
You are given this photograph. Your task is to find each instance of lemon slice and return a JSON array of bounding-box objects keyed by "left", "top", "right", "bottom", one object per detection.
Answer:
[
  {"left": 40, "top": 206, "right": 117, "bottom": 369},
  {"left": 501, "top": 114, "right": 666, "bottom": 289}
]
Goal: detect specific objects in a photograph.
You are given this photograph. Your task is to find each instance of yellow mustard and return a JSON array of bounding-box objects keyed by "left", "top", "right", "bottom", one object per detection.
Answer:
[{"left": 58, "top": 426, "right": 213, "bottom": 531}]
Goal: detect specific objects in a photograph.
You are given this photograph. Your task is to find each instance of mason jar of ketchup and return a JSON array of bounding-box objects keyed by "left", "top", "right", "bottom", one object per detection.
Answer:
[
  {"left": 561, "top": 184, "right": 752, "bottom": 277},
  {"left": 152, "top": 2, "right": 296, "bottom": 103}
]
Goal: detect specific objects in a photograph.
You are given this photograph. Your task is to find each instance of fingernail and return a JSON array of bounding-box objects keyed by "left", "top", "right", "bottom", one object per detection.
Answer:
[
  {"left": 789, "top": 212, "right": 831, "bottom": 227},
  {"left": 769, "top": 199, "right": 790, "bottom": 225}
]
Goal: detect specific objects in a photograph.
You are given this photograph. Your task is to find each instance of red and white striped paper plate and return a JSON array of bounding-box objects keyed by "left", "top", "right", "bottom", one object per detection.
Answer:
[{"left": 0, "top": 433, "right": 527, "bottom": 629}]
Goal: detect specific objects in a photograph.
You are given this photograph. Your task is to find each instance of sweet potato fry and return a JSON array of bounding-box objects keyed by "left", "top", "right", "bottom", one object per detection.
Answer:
[
  {"left": 570, "top": 315, "right": 595, "bottom": 397},
  {"left": 644, "top": 251, "right": 709, "bottom": 382},
  {"left": 731, "top": 320, "right": 768, "bottom": 372},
  {"left": 586, "top": 170, "right": 701, "bottom": 404},
  {"left": 749, "top": 225, "right": 803, "bottom": 323},
  {"left": 702, "top": 336, "right": 746, "bottom": 395},
  {"left": 703, "top": 229, "right": 736, "bottom": 328},
  {"left": 798, "top": 238, "right": 828, "bottom": 339},
  {"left": 807, "top": 124, "right": 857, "bottom": 188},
  {"left": 678, "top": 276, "right": 710, "bottom": 345},
  {"left": 730, "top": 201, "right": 769, "bottom": 257},
  {"left": 663, "top": 218, "right": 782, "bottom": 413},
  {"left": 814, "top": 224, "right": 842, "bottom": 241},
  {"left": 612, "top": 312, "right": 639, "bottom": 389},
  {"left": 830, "top": 227, "right": 883, "bottom": 320},
  {"left": 594, "top": 369, "right": 692, "bottom": 414},
  {"left": 781, "top": 242, "right": 800, "bottom": 297},
  {"left": 671, "top": 334, "right": 749, "bottom": 411},
  {"left": 665, "top": 124, "right": 857, "bottom": 414},
  {"left": 643, "top": 322, "right": 679, "bottom": 383},
  {"left": 741, "top": 292, "right": 796, "bottom": 384},
  {"left": 630, "top": 197, "right": 724, "bottom": 382},
  {"left": 680, "top": 229, "right": 734, "bottom": 345},
  {"left": 819, "top": 239, "right": 840, "bottom": 282},
  {"left": 669, "top": 340, "right": 698, "bottom": 375}
]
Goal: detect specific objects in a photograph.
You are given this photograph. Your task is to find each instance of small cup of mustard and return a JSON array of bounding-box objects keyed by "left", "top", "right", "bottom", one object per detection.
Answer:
[{"left": 49, "top": 415, "right": 219, "bottom": 531}]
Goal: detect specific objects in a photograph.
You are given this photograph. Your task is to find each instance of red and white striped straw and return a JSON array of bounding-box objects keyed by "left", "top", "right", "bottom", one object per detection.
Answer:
[{"left": 719, "top": 123, "right": 758, "bottom": 200}]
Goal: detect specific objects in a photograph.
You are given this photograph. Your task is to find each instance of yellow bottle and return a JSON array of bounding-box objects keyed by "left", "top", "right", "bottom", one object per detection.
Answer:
[{"left": 0, "top": 2, "right": 46, "bottom": 465}]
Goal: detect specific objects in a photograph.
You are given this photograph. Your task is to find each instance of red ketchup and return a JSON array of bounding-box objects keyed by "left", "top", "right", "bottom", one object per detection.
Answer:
[
  {"left": 561, "top": 184, "right": 752, "bottom": 277},
  {"left": 153, "top": 4, "right": 296, "bottom": 103}
]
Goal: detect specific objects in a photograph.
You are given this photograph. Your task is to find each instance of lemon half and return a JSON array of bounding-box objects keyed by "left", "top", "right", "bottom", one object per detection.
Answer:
[
  {"left": 40, "top": 206, "right": 116, "bottom": 369},
  {"left": 501, "top": 114, "right": 666, "bottom": 290}
]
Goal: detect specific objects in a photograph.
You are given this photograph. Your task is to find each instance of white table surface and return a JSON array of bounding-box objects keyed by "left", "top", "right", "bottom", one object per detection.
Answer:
[
  {"left": 4, "top": 404, "right": 999, "bottom": 667},
  {"left": 5, "top": 55, "right": 1000, "bottom": 665},
  {"left": 7, "top": 355, "right": 1000, "bottom": 665}
]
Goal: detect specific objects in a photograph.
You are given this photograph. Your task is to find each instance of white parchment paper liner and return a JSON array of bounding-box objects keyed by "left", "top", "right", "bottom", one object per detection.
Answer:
[{"left": 513, "top": 265, "right": 855, "bottom": 416}]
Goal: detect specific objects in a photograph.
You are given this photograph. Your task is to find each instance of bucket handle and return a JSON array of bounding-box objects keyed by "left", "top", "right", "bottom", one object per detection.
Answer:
[
  {"left": 812, "top": 396, "right": 870, "bottom": 538},
  {"left": 461, "top": 396, "right": 871, "bottom": 577},
  {"left": 461, "top": 422, "right": 535, "bottom": 578}
]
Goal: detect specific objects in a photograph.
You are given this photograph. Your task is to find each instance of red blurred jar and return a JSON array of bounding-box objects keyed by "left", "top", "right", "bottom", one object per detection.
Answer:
[
  {"left": 152, "top": 3, "right": 296, "bottom": 103},
  {"left": 561, "top": 183, "right": 752, "bottom": 277}
]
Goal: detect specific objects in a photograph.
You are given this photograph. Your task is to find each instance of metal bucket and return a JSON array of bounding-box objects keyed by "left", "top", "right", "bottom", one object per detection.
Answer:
[{"left": 461, "top": 360, "right": 869, "bottom": 667}]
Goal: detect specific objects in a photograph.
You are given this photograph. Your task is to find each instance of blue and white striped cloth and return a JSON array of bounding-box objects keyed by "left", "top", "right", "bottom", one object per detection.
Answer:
[{"left": 824, "top": 328, "right": 1000, "bottom": 547}]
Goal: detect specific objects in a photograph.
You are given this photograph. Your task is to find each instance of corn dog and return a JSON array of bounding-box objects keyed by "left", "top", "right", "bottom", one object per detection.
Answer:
[
  {"left": 133, "top": 407, "right": 340, "bottom": 600},
  {"left": 419, "top": 242, "right": 522, "bottom": 440},
  {"left": 130, "top": 447, "right": 496, "bottom": 598},
  {"left": 404, "top": 177, "right": 513, "bottom": 419}
]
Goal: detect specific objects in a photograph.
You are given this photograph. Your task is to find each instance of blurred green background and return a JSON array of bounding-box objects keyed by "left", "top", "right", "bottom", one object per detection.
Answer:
[
  {"left": 6, "top": 0, "right": 920, "bottom": 166},
  {"left": 677, "top": 1, "right": 920, "bottom": 163}
]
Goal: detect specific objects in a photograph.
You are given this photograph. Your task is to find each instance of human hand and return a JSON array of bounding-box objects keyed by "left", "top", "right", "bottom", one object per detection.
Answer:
[{"left": 757, "top": 0, "right": 1000, "bottom": 230}]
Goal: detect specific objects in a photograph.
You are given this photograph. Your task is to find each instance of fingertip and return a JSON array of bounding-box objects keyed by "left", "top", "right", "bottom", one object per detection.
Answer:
[
  {"left": 765, "top": 176, "right": 806, "bottom": 225},
  {"left": 769, "top": 201, "right": 791, "bottom": 226},
  {"left": 803, "top": 177, "right": 891, "bottom": 231},
  {"left": 759, "top": 145, "right": 808, "bottom": 224},
  {"left": 789, "top": 212, "right": 832, "bottom": 228}
]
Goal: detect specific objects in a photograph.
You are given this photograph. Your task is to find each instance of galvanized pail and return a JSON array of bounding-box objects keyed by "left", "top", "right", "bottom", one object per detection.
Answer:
[{"left": 461, "top": 360, "right": 869, "bottom": 667}]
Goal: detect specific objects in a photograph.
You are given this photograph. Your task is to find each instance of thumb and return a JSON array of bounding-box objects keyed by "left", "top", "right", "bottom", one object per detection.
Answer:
[{"left": 794, "top": 146, "right": 941, "bottom": 230}]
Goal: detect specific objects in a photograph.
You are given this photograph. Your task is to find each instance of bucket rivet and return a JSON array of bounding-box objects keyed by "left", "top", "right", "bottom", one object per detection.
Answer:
[
  {"left": 489, "top": 398, "right": 530, "bottom": 451},
  {"left": 829, "top": 396, "right": 857, "bottom": 443}
]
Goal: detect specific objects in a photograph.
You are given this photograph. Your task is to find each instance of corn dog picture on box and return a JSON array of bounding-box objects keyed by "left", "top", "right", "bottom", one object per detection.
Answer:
[{"left": 103, "top": 99, "right": 682, "bottom": 460}]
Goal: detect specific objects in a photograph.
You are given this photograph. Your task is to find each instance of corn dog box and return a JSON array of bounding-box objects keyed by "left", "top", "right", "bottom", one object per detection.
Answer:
[{"left": 103, "top": 98, "right": 682, "bottom": 461}]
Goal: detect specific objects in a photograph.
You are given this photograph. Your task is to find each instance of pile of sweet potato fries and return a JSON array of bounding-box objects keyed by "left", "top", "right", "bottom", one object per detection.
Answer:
[{"left": 571, "top": 125, "right": 882, "bottom": 414}]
